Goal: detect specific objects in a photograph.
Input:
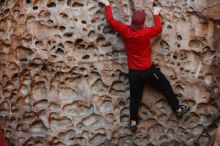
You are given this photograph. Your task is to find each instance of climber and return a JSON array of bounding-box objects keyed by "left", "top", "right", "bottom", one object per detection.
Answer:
[
  {"left": 98, "top": 0, "right": 190, "bottom": 132},
  {"left": 213, "top": 124, "right": 220, "bottom": 146}
]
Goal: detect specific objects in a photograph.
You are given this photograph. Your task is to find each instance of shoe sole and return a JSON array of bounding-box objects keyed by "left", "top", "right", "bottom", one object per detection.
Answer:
[{"left": 176, "top": 107, "right": 190, "bottom": 117}]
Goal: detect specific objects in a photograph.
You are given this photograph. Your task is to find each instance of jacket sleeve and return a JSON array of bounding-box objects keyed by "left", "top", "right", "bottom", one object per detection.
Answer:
[
  {"left": 145, "top": 15, "right": 162, "bottom": 38},
  {"left": 105, "top": 5, "right": 128, "bottom": 35}
]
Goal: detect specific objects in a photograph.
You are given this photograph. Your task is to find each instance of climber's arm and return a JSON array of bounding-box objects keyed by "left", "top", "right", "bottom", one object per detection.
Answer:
[
  {"left": 99, "top": 0, "right": 128, "bottom": 35},
  {"left": 145, "top": 6, "right": 162, "bottom": 38}
]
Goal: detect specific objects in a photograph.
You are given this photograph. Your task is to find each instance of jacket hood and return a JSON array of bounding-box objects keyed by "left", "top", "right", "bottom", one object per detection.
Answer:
[{"left": 131, "top": 10, "right": 146, "bottom": 30}]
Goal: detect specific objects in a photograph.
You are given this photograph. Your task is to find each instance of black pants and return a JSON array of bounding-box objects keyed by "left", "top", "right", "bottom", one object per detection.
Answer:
[{"left": 129, "top": 65, "right": 180, "bottom": 122}]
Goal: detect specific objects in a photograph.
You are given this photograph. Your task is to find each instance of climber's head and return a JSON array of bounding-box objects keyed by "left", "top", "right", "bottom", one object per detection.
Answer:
[{"left": 131, "top": 10, "right": 146, "bottom": 30}]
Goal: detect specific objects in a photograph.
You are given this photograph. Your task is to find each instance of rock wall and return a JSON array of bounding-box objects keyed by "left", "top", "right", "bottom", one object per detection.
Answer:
[{"left": 0, "top": 0, "right": 220, "bottom": 146}]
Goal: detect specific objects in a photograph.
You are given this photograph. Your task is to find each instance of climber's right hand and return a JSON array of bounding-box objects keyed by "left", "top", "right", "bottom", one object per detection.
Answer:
[
  {"left": 153, "top": 6, "right": 161, "bottom": 15},
  {"left": 98, "top": 0, "right": 110, "bottom": 6}
]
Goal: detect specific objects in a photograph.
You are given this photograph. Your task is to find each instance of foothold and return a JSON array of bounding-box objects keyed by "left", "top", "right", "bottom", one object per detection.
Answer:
[
  {"left": 26, "top": 0, "right": 31, "bottom": 4},
  {"left": 167, "top": 25, "right": 172, "bottom": 30},
  {"left": 67, "top": 0, "right": 84, "bottom": 7},
  {"left": 177, "top": 35, "right": 182, "bottom": 41},
  {"left": 60, "top": 13, "right": 68, "bottom": 19},
  {"left": 35, "top": 40, "right": 43, "bottom": 48},
  {"left": 59, "top": 26, "right": 66, "bottom": 31},
  {"left": 81, "top": 20, "right": 87, "bottom": 24},
  {"left": 33, "top": 6, "right": 38, "bottom": 10},
  {"left": 188, "top": 39, "right": 201, "bottom": 49},
  {"left": 47, "top": 2, "right": 56, "bottom": 8},
  {"left": 63, "top": 32, "right": 73, "bottom": 38}
]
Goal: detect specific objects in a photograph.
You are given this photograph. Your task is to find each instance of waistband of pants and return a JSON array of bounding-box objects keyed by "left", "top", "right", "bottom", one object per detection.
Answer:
[{"left": 129, "top": 65, "right": 157, "bottom": 72}]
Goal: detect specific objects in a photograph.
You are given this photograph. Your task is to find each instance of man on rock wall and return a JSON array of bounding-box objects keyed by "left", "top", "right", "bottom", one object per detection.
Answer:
[{"left": 98, "top": 0, "right": 190, "bottom": 132}]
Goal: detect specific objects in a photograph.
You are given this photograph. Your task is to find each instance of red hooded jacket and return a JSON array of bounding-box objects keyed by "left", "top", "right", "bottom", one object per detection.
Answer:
[{"left": 105, "top": 6, "right": 162, "bottom": 70}]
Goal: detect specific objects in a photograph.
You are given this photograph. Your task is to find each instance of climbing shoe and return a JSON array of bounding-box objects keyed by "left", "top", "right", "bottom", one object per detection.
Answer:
[
  {"left": 127, "top": 120, "right": 138, "bottom": 132},
  {"left": 176, "top": 105, "right": 190, "bottom": 117}
]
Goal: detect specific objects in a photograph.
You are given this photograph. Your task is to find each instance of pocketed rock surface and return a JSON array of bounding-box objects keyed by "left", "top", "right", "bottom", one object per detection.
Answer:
[{"left": 0, "top": 0, "right": 220, "bottom": 146}]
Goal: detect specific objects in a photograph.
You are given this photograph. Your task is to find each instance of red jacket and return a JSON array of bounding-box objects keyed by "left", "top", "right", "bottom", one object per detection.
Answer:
[{"left": 105, "top": 6, "right": 162, "bottom": 70}]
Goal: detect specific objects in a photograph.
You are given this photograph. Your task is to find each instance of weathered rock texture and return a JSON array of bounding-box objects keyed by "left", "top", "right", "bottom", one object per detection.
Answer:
[{"left": 0, "top": 0, "right": 220, "bottom": 145}]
